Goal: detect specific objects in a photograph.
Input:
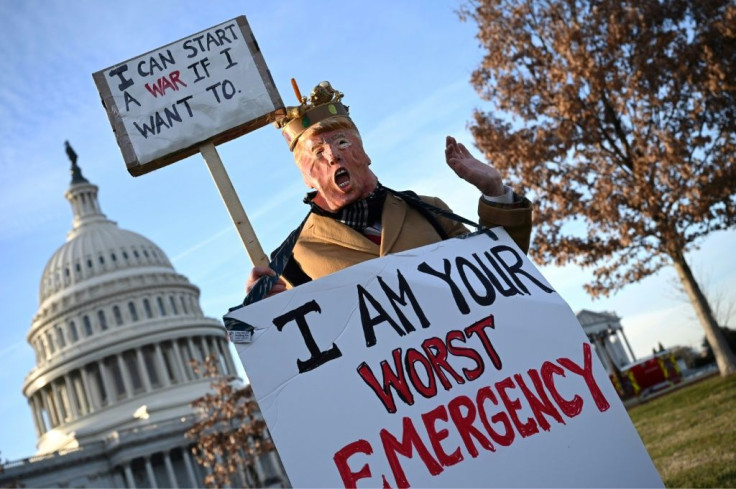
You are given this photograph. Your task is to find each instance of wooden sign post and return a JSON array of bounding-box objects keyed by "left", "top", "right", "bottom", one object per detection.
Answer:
[
  {"left": 93, "top": 16, "right": 283, "bottom": 266},
  {"left": 199, "top": 141, "right": 268, "bottom": 266}
]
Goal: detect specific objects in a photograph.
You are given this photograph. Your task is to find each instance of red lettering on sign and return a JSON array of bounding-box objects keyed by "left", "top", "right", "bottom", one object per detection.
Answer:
[
  {"left": 334, "top": 439, "right": 373, "bottom": 488},
  {"left": 421, "top": 405, "right": 463, "bottom": 467},
  {"left": 144, "top": 70, "right": 187, "bottom": 98},
  {"left": 557, "top": 343, "right": 611, "bottom": 412},
  {"left": 380, "top": 417, "right": 443, "bottom": 488},
  {"left": 335, "top": 342, "right": 612, "bottom": 487},
  {"left": 541, "top": 361, "right": 584, "bottom": 417},
  {"left": 447, "top": 394, "right": 495, "bottom": 457}
]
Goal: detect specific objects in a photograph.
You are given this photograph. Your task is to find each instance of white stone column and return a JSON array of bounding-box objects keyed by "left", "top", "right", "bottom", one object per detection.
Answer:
[
  {"left": 29, "top": 397, "right": 42, "bottom": 437},
  {"left": 117, "top": 354, "right": 133, "bottom": 398},
  {"left": 123, "top": 463, "right": 137, "bottom": 489},
  {"left": 619, "top": 328, "right": 637, "bottom": 362},
  {"left": 221, "top": 338, "right": 237, "bottom": 375},
  {"left": 154, "top": 344, "right": 171, "bottom": 387},
  {"left": 171, "top": 340, "right": 187, "bottom": 382},
  {"left": 190, "top": 337, "right": 203, "bottom": 363},
  {"left": 63, "top": 374, "right": 80, "bottom": 419},
  {"left": 40, "top": 387, "right": 57, "bottom": 427},
  {"left": 163, "top": 451, "right": 179, "bottom": 488},
  {"left": 188, "top": 338, "right": 202, "bottom": 377},
  {"left": 252, "top": 449, "right": 266, "bottom": 484},
  {"left": 144, "top": 457, "right": 159, "bottom": 489},
  {"left": 74, "top": 373, "right": 90, "bottom": 415},
  {"left": 182, "top": 447, "right": 199, "bottom": 487},
  {"left": 135, "top": 348, "right": 152, "bottom": 392},
  {"left": 268, "top": 450, "right": 281, "bottom": 473},
  {"left": 29, "top": 395, "right": 42, "bottom": 435},
  {"left": 202, "top": 336, "right": 214, "bottom": 360},
  {"left": 594, "top": 335, "right": 616, "bottom": 374},
  {"left": 51, "top": 381, "right": 67, "bottom": 423},
  {"left": 80, "top": 366, "right": 98, "bottom": 411},
  {"left": 99, "top": 360, "right": 114, "bottom": 405}
]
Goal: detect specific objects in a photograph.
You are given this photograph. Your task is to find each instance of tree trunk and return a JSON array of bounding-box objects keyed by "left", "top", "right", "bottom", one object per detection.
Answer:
[{"left": 671, "top": 251, "right": 736, "bottom": 376}]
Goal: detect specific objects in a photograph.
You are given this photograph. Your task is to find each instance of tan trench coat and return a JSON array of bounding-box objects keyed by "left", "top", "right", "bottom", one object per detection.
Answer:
[{"left": 286, "top": 192, "right": 532, "bottom": 287}]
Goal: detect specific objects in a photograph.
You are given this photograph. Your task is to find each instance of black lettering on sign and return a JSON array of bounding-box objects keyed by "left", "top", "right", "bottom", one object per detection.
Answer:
[
  {"left": 220, "top": 47, "right": 237, "bottom": 69},
  {"left": 417, "top": 259, "right": 471, "bottom": 315},
  {"left": 132, "top": 95, "right": 194, "bottom": 138},
  {"left": 205, "top": 79, "right": 237, "bottom": 103},
  {"left": 490, "top": 245, "right": 554, "bottom": 295},
  {"left": 137, "top": 49, "right": 176, "bottom": 77},
  {"left": 272, "top": 300, "right": 342, "bottom": 373},
  {"left": 182, "top": 23, "right": 239, "bottom": 59},
  {"left": 123, "top": 91, "right": 141, "bottom": 112},
  {"left": 108, "top": 64, "right": 134, "bottom": 91},
  {"left": 357, "top": 285, "right": 407, "bottom": 348},
  {"left": 377, "top": 269, "right": 430, "bottom": 333},
  {"left": 186, "top": 58, "right": 211, "bottom": 83}
]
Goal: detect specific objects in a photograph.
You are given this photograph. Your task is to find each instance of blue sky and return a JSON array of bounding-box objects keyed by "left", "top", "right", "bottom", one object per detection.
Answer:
[{"left": 1, "top": 0, "right": 734, "bottom": 462}]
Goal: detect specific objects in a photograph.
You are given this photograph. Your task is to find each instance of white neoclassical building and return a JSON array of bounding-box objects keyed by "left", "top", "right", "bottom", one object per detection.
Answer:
[
  {"left": 0, "top": 147, "right": 287, "bottom": 488},
  {"left": 576, "top": 309, "right": 637, "bottom": 373}
]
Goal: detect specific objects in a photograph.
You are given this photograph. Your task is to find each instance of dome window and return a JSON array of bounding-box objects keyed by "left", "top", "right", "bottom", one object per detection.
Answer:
[
  {"left": 111, "top": 253, "right": 117, "bottom": 262},
  {"left": 87, "top": 259, "right": 93, "bottom": 268},
  {"left": 68, "top": 321, "right": 79, "bottom": 342},
  {"left": 128, "top": 302, "right": 139, "bottom": 322},
  {"left": 113, "top": 306, "right": 123, "bottom": 326},
  {"left": 98, "top": 255, "right": 105, "bottom": 265},
  {"left": 83, "top": 315, "right": 93, "bottom": 336},
  {"left": 98, "top": 310, "right": 108, "bottom": 331},
  {"left": 143, "top": 249, "right": 150, "bottom": 258},
  {"left": 180, "top": 296, "right": 188, "bottom": 314},
  {"left": 133, "top": 250, "right": 140, "bottom": 259},
  {"left": 169, "top": 296, "right": 178, "bottom": 315}
]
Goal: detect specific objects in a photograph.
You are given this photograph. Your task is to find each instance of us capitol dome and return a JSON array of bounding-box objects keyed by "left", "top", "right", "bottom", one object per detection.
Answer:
[{"left": 0, "top": 144, "right": 286, "bottom": 488}]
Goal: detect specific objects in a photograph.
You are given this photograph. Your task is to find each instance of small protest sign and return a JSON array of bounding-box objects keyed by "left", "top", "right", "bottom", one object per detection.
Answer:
[
  {"left": 93, "top": 16, "right": 283, "bottom": 176},
  {"left": 226, "top": 230, "right": 663, "bottom": 488}
]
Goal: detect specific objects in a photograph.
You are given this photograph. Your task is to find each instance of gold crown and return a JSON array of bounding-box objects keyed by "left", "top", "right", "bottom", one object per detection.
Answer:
[{"left": 275, "top": 80, "right": 351, "bottom": 151}]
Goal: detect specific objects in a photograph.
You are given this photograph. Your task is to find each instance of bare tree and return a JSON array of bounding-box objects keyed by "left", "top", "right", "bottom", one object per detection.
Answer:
[
  {"left": 670, "top": 266, "right": 736, "bottom": 328},
  {"left": 461, "top": 0, "right": 736, "bottom": 375},
  {"left": 187, "top": 356, "right": 275, "bottom": 488}
]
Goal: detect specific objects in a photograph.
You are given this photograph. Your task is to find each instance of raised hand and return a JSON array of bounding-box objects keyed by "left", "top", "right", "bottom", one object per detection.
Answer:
[{"left": 445, "top": 136, "right": 504, "bottom": 197}]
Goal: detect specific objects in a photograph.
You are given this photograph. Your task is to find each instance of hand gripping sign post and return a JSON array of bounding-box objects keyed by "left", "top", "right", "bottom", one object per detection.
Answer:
[
  {"left": 225, "top": 229, "right": 664, "bottom": 488},
  {"left": 93, "top": 16, "right": 283, "bottom": 266}
]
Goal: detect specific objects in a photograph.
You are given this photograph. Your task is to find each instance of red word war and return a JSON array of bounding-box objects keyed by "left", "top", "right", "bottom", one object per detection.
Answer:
[
  {"left": 144, "top": 70, "right": 187, "bottom": 98},
  {"left": 334, "top": 342, "right": 610, "bottom": 488}
]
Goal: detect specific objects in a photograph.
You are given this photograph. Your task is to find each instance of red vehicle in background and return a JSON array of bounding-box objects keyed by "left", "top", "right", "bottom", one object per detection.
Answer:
[{"left": 610, "top": 351, "right": 682, "bottom": 399}]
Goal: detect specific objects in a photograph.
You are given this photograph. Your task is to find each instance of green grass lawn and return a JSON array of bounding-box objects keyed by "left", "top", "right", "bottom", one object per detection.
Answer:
[{"left": 628, "top": 373, "right": 736, "bottom": 488}]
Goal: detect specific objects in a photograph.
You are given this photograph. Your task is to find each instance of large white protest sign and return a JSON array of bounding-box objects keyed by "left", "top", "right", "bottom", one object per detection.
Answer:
[
  {"left": 226, "top": 230, "right": 663, "bottom": 488},
  {"left": 93, "top": 16, "right": 283, "bottom": 176}
]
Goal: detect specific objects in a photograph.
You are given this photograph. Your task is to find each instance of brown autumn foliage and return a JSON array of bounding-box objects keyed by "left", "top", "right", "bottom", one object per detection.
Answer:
[
  {"left": 460, "top": 0, "right": 736, "bottom": 374},
  {"left": 186, "top": 355, "right": 274, "bottom": 488}
]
